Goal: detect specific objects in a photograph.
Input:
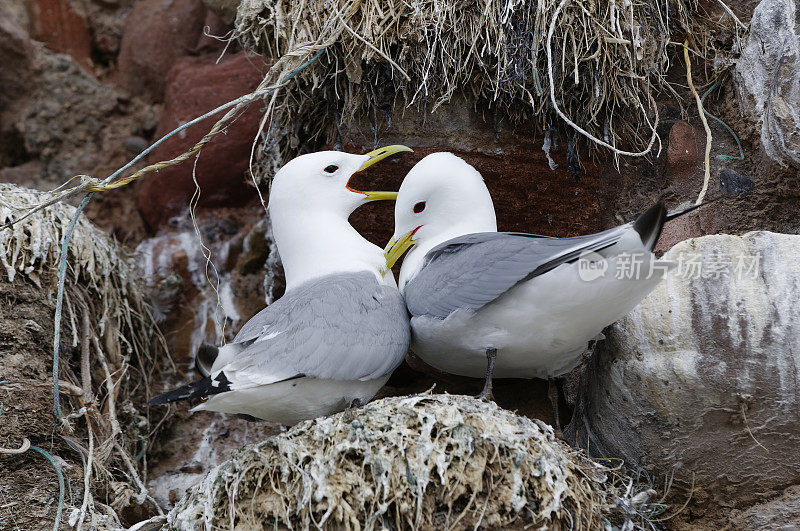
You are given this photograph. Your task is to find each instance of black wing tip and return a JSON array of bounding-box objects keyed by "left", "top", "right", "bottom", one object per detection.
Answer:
[
  {"left": 147, "top": 372, "right": 232, "bottom": 407},
  {"left": 664, "top": 195, "right": 721, "bottom": 222},
  {"left": 633, "top": 202, "right": 668, "bottom": 250},
  {"left": 634, "top": 196, "right": 724, "bottom": 250},
  {"left": 147, "top": 393, "right": 174, "bottom": 406},
  {"left": 147, "top": 389, "right": 181, "bottom": 406}
]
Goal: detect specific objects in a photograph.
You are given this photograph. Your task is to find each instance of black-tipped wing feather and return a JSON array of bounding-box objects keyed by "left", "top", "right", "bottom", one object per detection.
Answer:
[
  {"left": 148, "top": 372, "right": 232, "bottom": 405},
  {"left": 633, "top": 203, "right": 667, "bottom": 249},
  {"left": 149, "top": 272, "right": 410, "bottom": 407}
]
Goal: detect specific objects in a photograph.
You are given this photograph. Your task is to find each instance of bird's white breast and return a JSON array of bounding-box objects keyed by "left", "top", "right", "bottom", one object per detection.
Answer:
[{"left": 410, "top": 255, "right": 669, "bottom": 379}]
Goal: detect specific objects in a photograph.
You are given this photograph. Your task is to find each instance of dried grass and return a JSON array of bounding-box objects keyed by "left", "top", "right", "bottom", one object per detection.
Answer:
[
  {"left": 170, "top": 393, "right": 662, "bottom": 530},
  {"left": 0, "top": 183, "right": 170, "bottom": 526},
  {"left": 234, "top": 0, "right": 726, "bottom": 168}
]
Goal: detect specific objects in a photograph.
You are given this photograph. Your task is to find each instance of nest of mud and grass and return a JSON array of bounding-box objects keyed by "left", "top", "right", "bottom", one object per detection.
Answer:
[
  {"left": 170, "top": 394, "right": 665, "bottom": 530},
  {"left": 234, "top": 0, "right": 733, "bottom": 172},
  {"left": 0, "top": 184, "right": 169, "bottom": 529}
]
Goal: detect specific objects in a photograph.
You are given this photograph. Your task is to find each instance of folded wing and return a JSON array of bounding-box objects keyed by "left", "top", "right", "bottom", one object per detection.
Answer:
[
  {"left": 149, "top": 272, "right": 410, "bottom": 405},
  {"left": 405, "top": 203, "right": 668, "bottom": 319}
]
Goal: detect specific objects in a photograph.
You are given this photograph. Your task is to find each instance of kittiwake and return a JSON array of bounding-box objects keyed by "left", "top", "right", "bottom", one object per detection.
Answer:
[
  {"left": 384, "top": 152, "right": 707, "bottom": 428},
  {"left": 149, "top": 146, "right": 413, "bottom": 425}
]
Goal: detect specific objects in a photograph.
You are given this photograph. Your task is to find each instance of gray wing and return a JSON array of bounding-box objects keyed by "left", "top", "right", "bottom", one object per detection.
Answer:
[
  {"left": 404, "top": 226, "right": 631, "bottom": 319},
  {"left": 215, "top": 272, "right": 410, "bottom": 390}
]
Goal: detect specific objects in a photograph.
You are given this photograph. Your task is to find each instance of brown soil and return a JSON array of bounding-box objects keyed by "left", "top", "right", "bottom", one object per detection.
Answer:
[
  {"left": 0, "top": 273, "right": 163, "bottom": 527},
  {"left": 0, "top": 279, "right": 71, "bottom": 531}
]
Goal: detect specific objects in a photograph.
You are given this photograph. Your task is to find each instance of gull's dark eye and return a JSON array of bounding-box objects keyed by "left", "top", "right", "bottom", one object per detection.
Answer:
[
  {"left": 324, "top": 165, "right": 338, "bottom": 173},
  {"left": 413, "top": 201, "right": 426, "bottom": 213}
]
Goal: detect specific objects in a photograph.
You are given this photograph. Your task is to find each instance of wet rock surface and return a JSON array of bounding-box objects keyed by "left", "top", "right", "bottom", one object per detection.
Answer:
[
  {"left": 134, "top": 206, "right": 272, "bottom": 359},
  {"left": 134, "top": 206, "right": 285, "bottom": 510},
  {"left": 147, "top": 413, "right": 280, "bottom": 508}
]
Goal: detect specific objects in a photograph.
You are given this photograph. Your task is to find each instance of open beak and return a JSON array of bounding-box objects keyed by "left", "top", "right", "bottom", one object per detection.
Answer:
[
  {"left": 359, "top": 145, "right": 413, "bottom": 172},
  {"left": 347, "top": 145, "right": 413, "bottom": 201},
  {"left": 384, "top": 227, "right": 419, "bottom": 269},
  {"left": 360, "top": 190, "right": 399, "bottom": 201}
]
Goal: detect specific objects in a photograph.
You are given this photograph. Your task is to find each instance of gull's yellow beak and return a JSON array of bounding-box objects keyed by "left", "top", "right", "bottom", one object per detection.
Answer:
[
  {"left": 383, "top": 228, "right": 419, "bottom": 269},
  {"left": 360, "top": 190, "right": 399, "bottom": 201},
  {"left": 358, "top": 145, "right": 413, "bottom": 172},
  {"left": 348, "top": 145, "right": 413, "bottom": 201}
]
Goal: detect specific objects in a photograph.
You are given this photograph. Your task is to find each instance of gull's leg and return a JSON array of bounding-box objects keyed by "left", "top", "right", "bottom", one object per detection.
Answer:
[
  {"left": 548, "top": 377, "right": 563, "bottom": 438},
  {"left": 475, "top": 348, "right": 497, "bottom": 400},
  {"left": 345, "top": 398, "right": 365, "bottom": 421}
]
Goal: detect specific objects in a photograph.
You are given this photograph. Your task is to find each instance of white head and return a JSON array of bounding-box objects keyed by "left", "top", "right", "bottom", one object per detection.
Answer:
[
  {"left": 268, "top": 149, "right": 402, "bottom": 216},
  {"left": 385, "top": 153, "right": 497, "bottom": 289},
  {"left": 268, "top": 146, "right": 411, "bottom": 290}
]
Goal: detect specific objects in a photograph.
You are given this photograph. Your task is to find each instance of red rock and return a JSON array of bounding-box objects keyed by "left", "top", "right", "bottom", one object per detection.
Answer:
[
  {"left": 117, "top": 0, "right": 208, "bottom": 102},
  {"left": 654, "top": 208, "right": 703, "bottom": 254},
  {"left": 28, "top": 0, "right": 92, "bottom": 69},
  {"left": 653, "top": 199, "right": 731, "bottom": 254},
  {"left": 666, "top": 120, "right": 703, "bottom": 181},
  {"left": 137, "top": 52, "right": 267, "bottom": 230}
]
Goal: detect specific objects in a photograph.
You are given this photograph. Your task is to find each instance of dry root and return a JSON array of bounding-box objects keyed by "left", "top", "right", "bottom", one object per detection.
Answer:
[
  {"left": 234, "top": 0, "right": 731, "bottom": 173},
  {"left": 0, "top": 183, "right": 170, "bottom": 526}
]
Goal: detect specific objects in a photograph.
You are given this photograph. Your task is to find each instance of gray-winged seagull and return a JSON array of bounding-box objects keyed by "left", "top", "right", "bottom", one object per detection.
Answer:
[
  {"left": 384, "top": 152, "right": 706, "bottom": 429},
  {"left": 149, "top": 146, "right": 412, "bottom": 425}
]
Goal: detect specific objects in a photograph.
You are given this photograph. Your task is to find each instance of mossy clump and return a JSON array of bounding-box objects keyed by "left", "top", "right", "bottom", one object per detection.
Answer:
[
  {"left": 0, "top": 183, "right": 169, "bottom": 525},
  {"left": 234, "top": 0, "right": 727, "bottom": 165},
  {"left": 171, "top": 393, "right": 661, "bottom": 529}
]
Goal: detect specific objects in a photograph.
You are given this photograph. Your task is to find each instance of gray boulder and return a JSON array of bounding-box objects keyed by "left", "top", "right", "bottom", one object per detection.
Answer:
[
  {"left": 736, "top": 0, "right": 800, "bottom": 167},
  {"left": 728, "top": 484, "right": 800, "bottom": 529},
  {"left": 568, "top": 231, "right": 800, "bottom": 508}
]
